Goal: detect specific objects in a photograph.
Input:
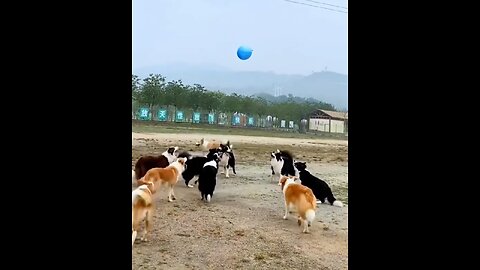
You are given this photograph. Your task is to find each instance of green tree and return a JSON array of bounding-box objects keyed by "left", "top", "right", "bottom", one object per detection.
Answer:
[
  {"left": 132, "top": 74, "right": 140, "bottom": 100},
  {"left": 135, "top": 74, "right": 166, "bottom": 120}
]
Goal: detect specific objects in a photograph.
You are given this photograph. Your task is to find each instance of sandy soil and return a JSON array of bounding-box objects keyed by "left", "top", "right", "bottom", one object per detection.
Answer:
[{"left": 132, "top": 132, "right": 348, "bottom": 270}]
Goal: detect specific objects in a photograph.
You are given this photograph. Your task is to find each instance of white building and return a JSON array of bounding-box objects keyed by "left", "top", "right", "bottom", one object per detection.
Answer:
[{"left": 309, "top": 109, "right": 348, "bottom": 134}]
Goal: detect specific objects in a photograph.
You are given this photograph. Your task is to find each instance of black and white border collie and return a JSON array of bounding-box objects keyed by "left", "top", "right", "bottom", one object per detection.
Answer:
[
  {"left": 180, "top": 149, "right": 220, "bottom": 188},
  {"left": 217, "top": 144, "right": 237, "bottom": 178},
  {"left": 294, "top": 161, "right": 343, "bottom": 207},
  {"left": 198, "top": 151, "right": 221, "bottom": 202},
  {"left": 270, "top": 149, "right": 297, "bottom": 182},
  {"left": 132, "top": 146, "right": 179, "bottom": 184}
]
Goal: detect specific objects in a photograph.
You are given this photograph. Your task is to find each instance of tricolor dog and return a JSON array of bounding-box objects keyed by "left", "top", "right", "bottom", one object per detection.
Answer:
[{"left": 132, "top": 146, "right": 179, "bottom": 184}]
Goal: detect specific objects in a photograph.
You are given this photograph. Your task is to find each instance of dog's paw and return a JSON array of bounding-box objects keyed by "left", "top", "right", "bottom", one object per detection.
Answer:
[
  {"left": 187, "top": 184, "right": 194, "bottom": 188},
  {"left": 283, "top": 215, "right": 288, "bottom": 220}
]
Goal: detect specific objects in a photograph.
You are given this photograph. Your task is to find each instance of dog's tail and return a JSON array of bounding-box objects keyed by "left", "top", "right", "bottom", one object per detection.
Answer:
[
  {"left": 132, "top": 229, "right": 137, "bottom": 247},
  {"left": 132, "top": 206, "right": 138, "bottom": 247},
  {"left": 305, "top": 209, "right": 315, "bottom": 224},
  {"left": 332, "top": 200, "right": 344, "bottom": 207},
  {"left": 327, "top": 191, "right": 343, "bottom": 207}
]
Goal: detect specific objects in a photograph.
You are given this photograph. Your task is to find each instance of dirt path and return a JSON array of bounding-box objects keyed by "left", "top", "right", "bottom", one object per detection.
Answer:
[{"left": 132, "top": 132, "right": 348, "bottom": 270}]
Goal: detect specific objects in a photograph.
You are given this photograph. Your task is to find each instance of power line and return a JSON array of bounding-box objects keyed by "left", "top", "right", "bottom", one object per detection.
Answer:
[
  {"left": 303, "top": 0, "right": 347, "bottom": 10},
  {"left": 282, "top": 0, "right": 348, "bottom": 14}
]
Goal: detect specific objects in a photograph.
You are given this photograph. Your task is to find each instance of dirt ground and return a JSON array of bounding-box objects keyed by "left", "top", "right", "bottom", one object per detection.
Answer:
[{"left": 132, "top": 132, "right": 348, "bottom": 270}]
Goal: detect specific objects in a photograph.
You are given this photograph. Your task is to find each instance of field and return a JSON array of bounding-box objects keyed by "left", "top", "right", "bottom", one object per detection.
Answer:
[{"left": 132, "top": 123, "right": 348, "bottom": 270}]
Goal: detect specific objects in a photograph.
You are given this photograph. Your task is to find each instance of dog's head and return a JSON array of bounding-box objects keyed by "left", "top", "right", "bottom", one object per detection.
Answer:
[
  {"left": 294, "top": 161, "right": 307, "bottom": 171},
  {"left": 176, "top": 151, "right": 192, "bottom": 160},
  {"left": 278, "top": 175, "right": 298, "bottom": 190},
  {"left": 207, "top": 149, "right": 221, "bottom": 162},
  {"left": 195, "top": 138, "right": 204, "bottom": 147},
  {"left": 174, "top": 157, "right": 188, "bottom": 172},
  {"left": 271, "top": 152, "right": 283, "bottom": 162},
  {"left": 219, "top": 143, "right": 232, "bottom": 153},
  {"left": 166, "top": 146, "right": 179, "bottom": 156},
  {"left": 176, "top": 157, "right": 187, "bottom": 166}
]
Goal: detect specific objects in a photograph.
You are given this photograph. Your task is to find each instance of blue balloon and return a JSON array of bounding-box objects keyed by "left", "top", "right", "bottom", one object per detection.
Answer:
[{"left": 237, "top": 46, "right": 253, "bottom": 60}]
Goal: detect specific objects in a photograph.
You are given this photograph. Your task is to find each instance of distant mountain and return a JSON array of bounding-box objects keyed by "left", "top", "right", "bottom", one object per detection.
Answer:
[{"left": 133, "top": 64, "right": 348, "bottom": 109}]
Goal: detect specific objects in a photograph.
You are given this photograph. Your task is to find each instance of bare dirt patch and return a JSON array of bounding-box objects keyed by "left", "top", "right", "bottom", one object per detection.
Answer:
[{"left": 132, "top": 132, "right": 348, "bottom": 270}]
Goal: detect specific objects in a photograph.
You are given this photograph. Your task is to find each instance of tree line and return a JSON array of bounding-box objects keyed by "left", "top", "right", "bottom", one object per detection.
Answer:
[{"left": 132, "top": 73, "right": 337, "bottom": 123}]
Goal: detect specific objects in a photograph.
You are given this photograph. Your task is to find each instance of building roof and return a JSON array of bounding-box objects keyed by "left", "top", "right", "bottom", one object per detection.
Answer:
[{"left": 311, "top": 109, "right": 348, "bottom": 120}]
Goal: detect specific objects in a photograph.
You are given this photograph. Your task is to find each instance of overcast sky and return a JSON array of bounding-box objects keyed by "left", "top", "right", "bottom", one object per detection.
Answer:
[{"left": 132, "top": 0, "right": 348, "bottom": 76}]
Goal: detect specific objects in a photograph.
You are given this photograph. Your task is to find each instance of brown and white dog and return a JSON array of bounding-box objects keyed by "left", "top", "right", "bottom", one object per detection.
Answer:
[
  {"left": 195, "top": 138, "right": 233, "bottom": 152},
  {"left": 132, "top": 181, "right": 156, "bottom": 247},
  {"left": 137, "top": 157, "right": 187, "bottom": 202},
  {"left": 132, "top": 146, "right": 179, "bottom": 184},
  {"left": 278, "top": 175, "right": 317, "bottom": 233}
]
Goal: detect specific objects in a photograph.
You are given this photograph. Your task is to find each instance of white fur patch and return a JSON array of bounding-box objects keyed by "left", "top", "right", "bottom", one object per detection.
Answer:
[
  {"left": 333, "top": 200, "right": 344, "bottom": 207},
  {"left": 171, "top": 158, "right": 187, "bottom": 175},
  {"left": 204, "top": 160, "right": 217, "bottom": 168},
  {"left": 162, "top": 150, "right": 177, "bottom": 164},
  {"left": 206, "top": 194, "right": 211, "bottom": 202},
  {"left": 271, "top": 157, "right": 284, "bottom": 176},
  {"left": 132, "top": 230, "right": 137, "bottom": 246},
  {"left": 218, "top": 153, "right": 229, "bottom": 166},
  {"left": 282, "top": 178, "right": 296, "bottom": 191},
  {"left": 305, "top": 209, "right": 315, "bottom": 223}
]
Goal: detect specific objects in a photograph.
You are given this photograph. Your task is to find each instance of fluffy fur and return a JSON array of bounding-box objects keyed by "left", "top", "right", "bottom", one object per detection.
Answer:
[
  {"left": 132, "top": 181, "right": 156, "bottom": 246},
  {"left": 294, "top": 161, "right": 343, "bottom": 207},
  {"left": 132, "top": 146, "right": 179, "bottom": 183},
  {"left": 270, "top": 149, "right": 297, "bottom": 182},
  {"left": 198, "top": 151, "right": 221, "bottom": 203},
  {"left": 195, "top": 138, "right": 233, "bottom": 152},
  {"left": 137, "top": 157, "right": 187, "bottom": 202},
  {"left": 278, "top": 176, "right": 317, "bottom": 233}
]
